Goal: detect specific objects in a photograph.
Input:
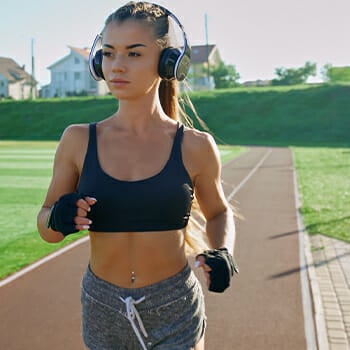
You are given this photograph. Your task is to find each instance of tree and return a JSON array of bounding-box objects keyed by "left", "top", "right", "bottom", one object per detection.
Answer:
[
  {"left": 322, "top": 64, "right": 350, "bottom": 83},
  {"left": 211, "top": 61, "right": 240, "bottom": 89},
  {"left": 272, "top": 61, "right": 317, "bottom": 85}
]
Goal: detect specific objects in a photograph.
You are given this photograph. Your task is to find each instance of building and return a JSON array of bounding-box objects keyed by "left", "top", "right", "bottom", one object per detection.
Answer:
[
  {"left": 0, "top": 57, "right": 37, "bottom": 100},
  {"left": 188, "top": 44, "right": 222, "bottom": 90},
  {"left": 41, "top": 46, "right": 108, "bottom": 98}
]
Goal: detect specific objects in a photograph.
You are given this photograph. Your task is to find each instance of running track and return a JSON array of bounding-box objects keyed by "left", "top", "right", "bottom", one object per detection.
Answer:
[{"left": 0, "top": 147, "right": 314, "bottom": 349}]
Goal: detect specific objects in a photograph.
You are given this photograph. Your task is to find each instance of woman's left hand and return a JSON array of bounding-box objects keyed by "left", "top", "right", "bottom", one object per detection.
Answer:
[{"left": 195, "top": 256, "right": 212, "bottom": 288}]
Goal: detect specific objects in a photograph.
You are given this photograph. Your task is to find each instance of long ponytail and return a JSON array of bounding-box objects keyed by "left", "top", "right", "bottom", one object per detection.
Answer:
[
  {"left": 159, "top": 80, "right": 209, "bottom": 255},
  {"left": 159, "top": 80, "right": 179, "bottom": 121}
]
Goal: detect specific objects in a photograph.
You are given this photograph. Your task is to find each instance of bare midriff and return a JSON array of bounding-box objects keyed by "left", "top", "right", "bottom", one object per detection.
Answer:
[{"left": 88, "top": 229, "right": 188, "bottom": 288}]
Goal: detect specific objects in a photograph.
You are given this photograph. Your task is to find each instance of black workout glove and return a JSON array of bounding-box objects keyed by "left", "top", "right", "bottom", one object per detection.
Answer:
[
  {"left": 46, "top": 192, "right": 84, "bottom": 237},
  {"left": 196, "top": 248, "right": 239, "bottom": 293}
]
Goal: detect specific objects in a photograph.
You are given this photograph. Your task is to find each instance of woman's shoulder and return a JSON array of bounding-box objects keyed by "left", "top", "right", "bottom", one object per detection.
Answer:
[
  {"left": 182, "top": 126, "right": 221, "bottom": 177},
  {"left": 61, "top": 123, "right": 91, "bottom": 140},
  {"left": 182, "top": 126, "right": 218, "bottom": 158},
  {"left": 56, "top": 123, "right": 91, "bottom": 161},
  {"left": 58, "top": 123, "right": 93, "bottom": 149}
]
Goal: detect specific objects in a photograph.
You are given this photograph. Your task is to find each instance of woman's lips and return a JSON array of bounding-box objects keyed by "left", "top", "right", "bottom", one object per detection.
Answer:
[{"left": 109, "top": 79, "right": 130, "bottom": 87}]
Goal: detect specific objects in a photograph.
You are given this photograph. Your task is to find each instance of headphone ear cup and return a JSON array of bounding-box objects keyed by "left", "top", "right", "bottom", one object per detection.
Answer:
[
  {"left": 175, "top": 46, "right": 191, "bottom": 81},
  {"left": 92, "top": 49, "right": 105, "bottom": 80},
  {"left": 158, "top": 47, "right": 181, "bottom": 80}
]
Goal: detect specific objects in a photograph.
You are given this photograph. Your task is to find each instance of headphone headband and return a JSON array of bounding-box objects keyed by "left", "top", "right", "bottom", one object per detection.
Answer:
[{"left": 89, "top": 3, "right": 191, "bottom": 81}]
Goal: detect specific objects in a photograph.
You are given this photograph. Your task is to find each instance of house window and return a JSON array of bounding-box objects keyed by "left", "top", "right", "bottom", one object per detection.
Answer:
[
  {"left": 75, "top": 57, "right": 80, "bottom": 64},
  {"left": 0, "top": 81, "right": 4, "bottom": 87},
  {"left": 74, "top": 72, "right": 81, "bottom": 80}
]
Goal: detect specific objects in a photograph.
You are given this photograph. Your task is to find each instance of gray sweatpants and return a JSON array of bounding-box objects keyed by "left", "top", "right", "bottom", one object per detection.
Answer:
[{"left": 81, "top": 264, "right": 206, "bottom": 349}]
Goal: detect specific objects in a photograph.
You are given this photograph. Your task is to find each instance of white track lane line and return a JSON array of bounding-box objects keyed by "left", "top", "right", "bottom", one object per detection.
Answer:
[
  {"left": 226, "top": 148, "right": 272, "bottom": 201},
  {"left": 0, "top": 236, "right": 89, "bottom": 288}
]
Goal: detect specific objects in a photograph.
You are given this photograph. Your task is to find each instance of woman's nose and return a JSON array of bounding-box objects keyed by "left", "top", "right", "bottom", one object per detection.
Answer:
[{"left": 112, "top": 55, "right": 126, "bottom": 73}]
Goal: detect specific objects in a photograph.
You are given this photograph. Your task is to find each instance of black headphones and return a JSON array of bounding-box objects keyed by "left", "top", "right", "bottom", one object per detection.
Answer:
[{"left": 89, "top": 4, "right": 191, "bottom": 82}]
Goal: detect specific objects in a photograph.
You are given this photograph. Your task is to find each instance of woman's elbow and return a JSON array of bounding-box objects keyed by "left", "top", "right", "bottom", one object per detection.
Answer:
[
  {"left": 38, "top": 227, "right": 64, "bottom": 243},
  {"left": 37, "top": 210, "right": 64, "bottom": 243}
]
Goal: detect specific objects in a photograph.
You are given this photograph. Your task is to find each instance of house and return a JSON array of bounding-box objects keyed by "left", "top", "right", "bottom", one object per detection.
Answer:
[
  {"left": 188, "top": 44, "right": 222, "bottom": 90},
  {"left": 0, "top": 57, "right": 37, "bottom": 100},
  {"left": 41, "top": 46, "right": 108, "bottom": 98}
]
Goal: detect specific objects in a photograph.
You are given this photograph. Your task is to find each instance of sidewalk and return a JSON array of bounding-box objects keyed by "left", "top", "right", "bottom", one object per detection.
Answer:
[{"left": 309, "top": 234, "right": 350, "bottom": 350}]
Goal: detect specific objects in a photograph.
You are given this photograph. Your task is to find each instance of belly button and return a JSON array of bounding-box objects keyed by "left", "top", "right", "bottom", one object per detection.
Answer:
[{"left": 131, "top": 271, "right": 136, "bottom": 283}]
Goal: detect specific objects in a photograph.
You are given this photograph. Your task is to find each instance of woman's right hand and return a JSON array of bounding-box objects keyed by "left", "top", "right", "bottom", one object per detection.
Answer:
[{"left": 46, "top": 193, "right": 97, "bottom": 236}]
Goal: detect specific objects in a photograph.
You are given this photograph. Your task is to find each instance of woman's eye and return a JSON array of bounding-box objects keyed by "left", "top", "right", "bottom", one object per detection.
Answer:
[
  {"left": 128, "top": 52, "right": 141, "bottom": 57},
  {"left": 102, "top": 51, "right": 112, "bottom": 58}
]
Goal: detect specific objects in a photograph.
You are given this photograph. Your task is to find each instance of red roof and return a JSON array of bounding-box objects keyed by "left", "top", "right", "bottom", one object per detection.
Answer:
[{"left": 0, "top": 57, "right": 34, "bottom": 83}]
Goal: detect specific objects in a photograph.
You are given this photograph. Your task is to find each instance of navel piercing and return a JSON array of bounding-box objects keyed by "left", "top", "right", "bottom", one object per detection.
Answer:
[{"left": 131, "top": 271, "right": 136, "bottom": 283}]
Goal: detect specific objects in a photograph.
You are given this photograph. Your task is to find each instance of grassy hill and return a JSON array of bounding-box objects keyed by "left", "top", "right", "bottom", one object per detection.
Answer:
[{"left": 0, "top": 84, "right": 349, "bottom": 147}]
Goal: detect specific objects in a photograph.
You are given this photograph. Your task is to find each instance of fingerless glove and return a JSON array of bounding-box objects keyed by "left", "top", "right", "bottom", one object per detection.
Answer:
[
  {"left": 197, "top": 248, "right": 239, "bottom": 293},
  {"left": 46, "top": 192, "right": 84, "bottom": 236}
]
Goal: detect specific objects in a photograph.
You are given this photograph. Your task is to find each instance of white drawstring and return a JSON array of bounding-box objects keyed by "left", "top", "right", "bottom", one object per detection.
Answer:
[{"left": 120, "top": 296, "right": 148, "bottom": 350}]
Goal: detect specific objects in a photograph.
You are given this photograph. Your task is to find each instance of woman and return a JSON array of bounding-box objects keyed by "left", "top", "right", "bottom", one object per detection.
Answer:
[{"left": 37, "top": 2, "right": 237, "bottom": 349}]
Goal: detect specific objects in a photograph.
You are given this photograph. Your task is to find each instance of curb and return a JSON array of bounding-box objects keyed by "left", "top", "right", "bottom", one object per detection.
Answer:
[
  {"left": 292, "top": 152, "right": 329, "bottom": 350},
  {"left": 303, "top": 227, "right": 330, "bottom": 350}
]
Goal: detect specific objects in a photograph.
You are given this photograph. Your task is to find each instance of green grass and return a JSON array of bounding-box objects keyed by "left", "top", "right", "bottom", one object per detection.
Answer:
[
  {"left": 220, "top": 145, "right": 246, "bottom": 163},
  {"left": 0, "top": 142, "right": 87, "bottom": 279},
  {"left": 293, "top": 147, "right": 350, "bottom": 242},
  {"left": 1, "top": 84, "right": 349, "bottom": 148},
  {"left": 188, "top": 84, "right": 350, "bottom": 147},
  {"left": 0, "top": 96, "right": 117, "bottom": 140}
]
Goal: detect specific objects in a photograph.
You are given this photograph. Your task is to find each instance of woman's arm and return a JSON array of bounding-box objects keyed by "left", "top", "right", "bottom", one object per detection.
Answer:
[
  {"left": 37, "top": 125, "right": 93, "bottom": 243},
  {"left": 184, "top": 129, "right": 237, "bottom": 292},
  {"left": 191, "top": 132, "right": 236, "bottom": 255}
]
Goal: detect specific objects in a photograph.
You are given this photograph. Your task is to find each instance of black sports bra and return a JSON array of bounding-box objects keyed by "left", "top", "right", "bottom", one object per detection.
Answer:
[{"left": 77, "top": 123, "right": 194, "bottom": 232}]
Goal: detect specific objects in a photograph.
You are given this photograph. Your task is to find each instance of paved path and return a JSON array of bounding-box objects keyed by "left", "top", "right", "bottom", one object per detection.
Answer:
[
  {"left": 310, "top": 235, "right": 350, "bottom": 350},
  {"left": 0, "top": 146, "right": 348, "bottom": 349}
]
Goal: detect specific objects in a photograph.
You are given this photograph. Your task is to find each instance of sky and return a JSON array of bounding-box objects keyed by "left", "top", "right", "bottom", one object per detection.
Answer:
[{"left": 2, "top": 0, "right": 350, "bottom": 87}]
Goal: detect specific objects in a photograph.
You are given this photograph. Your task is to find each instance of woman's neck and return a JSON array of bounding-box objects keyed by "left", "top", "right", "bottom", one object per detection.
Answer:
[{"left": 114, "top": 94, "right": 169, "bottom": 130}]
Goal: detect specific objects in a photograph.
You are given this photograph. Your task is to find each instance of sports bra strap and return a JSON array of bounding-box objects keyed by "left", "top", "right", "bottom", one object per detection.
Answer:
[
  {"left": 170, "top": 123, "right": 184, "bottom": 162},
  {"left": 88, "top": 122, "right": 97, "bottom": 143},
  {"left": 86, "top": 123, "right": 98, "bottom": 164}
]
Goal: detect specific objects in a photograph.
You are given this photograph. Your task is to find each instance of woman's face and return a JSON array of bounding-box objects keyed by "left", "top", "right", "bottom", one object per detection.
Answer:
[{"left": 101, "top": 20, "right": 162, "bottom": 100}]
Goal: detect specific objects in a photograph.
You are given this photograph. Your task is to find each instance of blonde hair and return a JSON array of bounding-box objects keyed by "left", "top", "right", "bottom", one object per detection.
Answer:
[
  {"left": 105, "top": 2, "right": 209, "bottom": 254},
  {"left": 159, "top": 81, "right": 209, "bottom": 255}
]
